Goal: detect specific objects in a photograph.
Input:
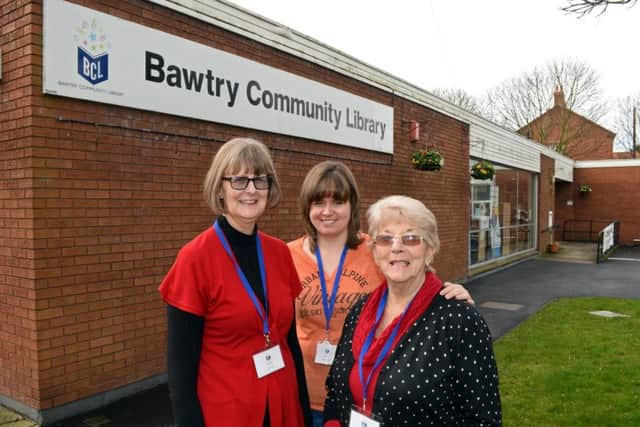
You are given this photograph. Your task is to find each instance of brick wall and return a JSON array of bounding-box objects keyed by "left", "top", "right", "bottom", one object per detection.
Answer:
[
  {"left": 554, "top": 180, "right": 574, "bottom": 241},
  {"left": 1, "top": 0, "right": 470, "bottom": 414},
  {"left": 0, "top": 0, "right": 40, "bottom": 410},
  {"left": 537, "top": 155, "right": 556, "bottom": 249},
  {"left": 556, "top": 166, "right": 640, "bottom": 244},
  {"left": 560, "top": 115, "right": 615, "bottom": 160}
]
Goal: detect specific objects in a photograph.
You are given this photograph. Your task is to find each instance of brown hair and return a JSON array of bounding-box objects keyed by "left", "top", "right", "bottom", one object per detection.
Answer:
[
  {"left": 203, "top": 138, "right": 281, "bottom": 214},
  {"left": 298, "top": 161, "right": 362, "bottom": 250}
]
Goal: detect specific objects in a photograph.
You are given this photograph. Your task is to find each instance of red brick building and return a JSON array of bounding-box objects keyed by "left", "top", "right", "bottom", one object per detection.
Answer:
[
  {"left": 520, "top": 89, "right": 640, "bottom": 245},
  {"left": 555, "top": 160, "right": 640, "bottom": 245},
  {"left": 0, "top": 0, "right": 572, "bottom": 423},
  {"left": 519, "top": 87, "right": 616, "bottom": 160}
]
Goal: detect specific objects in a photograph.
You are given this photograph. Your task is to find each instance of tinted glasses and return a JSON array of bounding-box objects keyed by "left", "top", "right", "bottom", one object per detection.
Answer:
[
  {"left": 223, "top": 175, "right": 271, "bottom": 190},
  {"left": 374, "top": 234, "right": 424, "bottom": 247}
]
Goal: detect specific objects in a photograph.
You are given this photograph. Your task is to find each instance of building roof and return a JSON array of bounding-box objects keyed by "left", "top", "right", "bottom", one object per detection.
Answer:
[
  {"left": 521, "top": 87, "right": 616, "bottom": 139},
  {"left": 147, "top": 0, "right": 575, "bottom": 177}
]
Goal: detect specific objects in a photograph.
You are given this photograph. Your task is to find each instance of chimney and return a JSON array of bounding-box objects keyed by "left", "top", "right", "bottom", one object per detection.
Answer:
[{"left": 554, "top": 85, "right": 566, "bottom": 108}]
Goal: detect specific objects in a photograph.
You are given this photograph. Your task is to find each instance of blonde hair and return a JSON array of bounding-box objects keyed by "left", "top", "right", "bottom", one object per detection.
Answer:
[
  {"left": 367, "top": 195, "right": 440, "bottom": 255},
  {"left": 203, "top": 138, "right": 281, "bottom": 214}
]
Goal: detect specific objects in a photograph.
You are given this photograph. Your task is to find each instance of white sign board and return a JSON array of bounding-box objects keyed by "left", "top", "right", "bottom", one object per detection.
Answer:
[
  {"left": 602, "top": 223, "right": 614, "bottom": 254},
  {"left": 43, "top": 0, "right": 394, "bottom": 153}
]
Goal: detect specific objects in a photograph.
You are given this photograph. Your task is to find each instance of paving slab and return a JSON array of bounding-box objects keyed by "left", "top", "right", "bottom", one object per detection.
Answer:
[
  {"left": 480, "top": 301, "right": 524, "bottom": 311},
  {"left": 589, "top": 310, "right": 630, "bottom": 318},
  {"left": 0, "top": 407, "right": 22, "bottom": 424},
  {"left": 2, "top": 421, "right": 38, "bottom": 427}
]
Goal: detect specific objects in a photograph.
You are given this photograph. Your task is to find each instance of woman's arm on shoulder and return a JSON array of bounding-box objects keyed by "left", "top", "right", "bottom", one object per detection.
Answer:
[
  {"left": 167, "top": 305, "right": 206, "bottom": 427},
  {"left": 440, "top": 281, "right": 475, "bottom": 305}
]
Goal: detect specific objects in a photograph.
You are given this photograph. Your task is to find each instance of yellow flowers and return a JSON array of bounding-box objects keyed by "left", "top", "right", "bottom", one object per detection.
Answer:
[
  {"left": 411, "top": 149, "right": 443, "bottom": 171},
  {"left": 471, "top": 160, "right": 495, "bottom": 180}
]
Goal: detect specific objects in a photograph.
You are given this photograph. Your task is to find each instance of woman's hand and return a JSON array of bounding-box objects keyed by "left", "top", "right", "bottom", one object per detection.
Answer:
[{"left": 440, "top": 282, "right": 475, "bottom": 305}]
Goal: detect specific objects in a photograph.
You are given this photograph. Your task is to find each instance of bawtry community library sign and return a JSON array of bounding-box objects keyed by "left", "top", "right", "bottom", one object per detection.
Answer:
[{"left": 43, "top": 0, "right": 394, "bottom": 153}]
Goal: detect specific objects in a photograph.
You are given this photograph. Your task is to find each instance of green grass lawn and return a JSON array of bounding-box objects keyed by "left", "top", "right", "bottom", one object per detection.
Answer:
[{"left": 494, "top": 297, "right": 640, "bottom": 427}]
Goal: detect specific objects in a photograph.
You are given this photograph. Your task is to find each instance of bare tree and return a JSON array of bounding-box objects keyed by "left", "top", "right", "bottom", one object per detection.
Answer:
[
  {"left": 430, "top": 88, "right": 486, "bottom": 116},
  {"left": 562, "top": 0, "right": 637, "bottom": 17},
  {"left": 482, "top": 67, "right": 550, "bottom": 131},
  {"left": 482, "top": 58, "right": 607, "bottom": 154},
  {"left": 611, "top": 94, "right": 640, "bottom": 154}
]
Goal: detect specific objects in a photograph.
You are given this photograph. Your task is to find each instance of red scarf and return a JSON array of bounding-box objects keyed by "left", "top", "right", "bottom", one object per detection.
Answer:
[{"left": 348, "top": 271, "right": 443, "bottom": 413}]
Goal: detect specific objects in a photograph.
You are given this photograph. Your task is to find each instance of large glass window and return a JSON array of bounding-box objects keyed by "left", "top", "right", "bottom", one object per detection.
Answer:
[{"left": 469, "top": 161, "right": 537, "bottom": 266}]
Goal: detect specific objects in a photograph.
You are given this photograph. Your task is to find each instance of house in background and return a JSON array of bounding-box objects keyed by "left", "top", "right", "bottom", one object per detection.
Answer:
[
  {"left": 519, "top": 88, "right": 640, "bottom": 245},
  {"left": 519, "top": 87, "right": 616, "bottom": 160}
]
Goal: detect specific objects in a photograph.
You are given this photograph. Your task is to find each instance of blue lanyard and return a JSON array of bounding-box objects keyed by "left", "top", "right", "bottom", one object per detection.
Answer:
[
  {"left": 213, "top": 221, "right": 270, "bottom": 344},
  {"left": 315, "top": 245, "right": 348, "bottom": 334},
  {"left": 357, "top": 286, "right": 416, "bottom": 411}
]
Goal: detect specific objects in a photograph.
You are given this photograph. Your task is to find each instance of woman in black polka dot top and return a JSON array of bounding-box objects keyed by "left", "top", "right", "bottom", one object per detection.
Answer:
[{"left": 323, "top": 196, "right": 501, "bottom": 426}]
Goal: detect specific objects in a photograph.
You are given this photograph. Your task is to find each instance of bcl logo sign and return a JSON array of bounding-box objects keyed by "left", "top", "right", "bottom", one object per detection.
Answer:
[{"left": 77, "top": 46, "right": 108, "bottom": 85}]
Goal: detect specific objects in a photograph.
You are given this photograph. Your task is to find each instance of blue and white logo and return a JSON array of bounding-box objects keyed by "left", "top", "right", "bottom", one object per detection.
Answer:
[{"left": 74, "top": 18, "right": 111, "bottom": 85}]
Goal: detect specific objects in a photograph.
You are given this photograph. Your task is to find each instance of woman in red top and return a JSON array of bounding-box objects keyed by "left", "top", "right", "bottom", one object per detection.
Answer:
[{"left": 159, "top": 138, "right": 310, "bottom": 427}]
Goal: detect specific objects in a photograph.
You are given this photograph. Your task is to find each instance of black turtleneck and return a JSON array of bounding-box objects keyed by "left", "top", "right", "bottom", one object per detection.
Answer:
[
  {"left": 216, "top": 215, "right": 266, "bottom": 307},
  {"left": 166, "top": 216, "right": 311, "bottom": 427}
]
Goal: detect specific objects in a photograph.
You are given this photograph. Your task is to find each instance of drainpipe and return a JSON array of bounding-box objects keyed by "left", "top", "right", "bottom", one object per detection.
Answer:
[{"left": 633, "top": 106, "right": 637, "bottom": 159}]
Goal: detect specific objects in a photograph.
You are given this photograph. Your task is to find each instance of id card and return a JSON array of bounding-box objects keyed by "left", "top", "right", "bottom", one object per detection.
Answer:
[
  {"left": 314, "top": 340, "right": 337, "bottom": 365},
  {"left": 252, "top": 344, "right": 285, "bottom": 378},
  {"left": 349, "top": 407, "right": 381, "bottom": 427}
]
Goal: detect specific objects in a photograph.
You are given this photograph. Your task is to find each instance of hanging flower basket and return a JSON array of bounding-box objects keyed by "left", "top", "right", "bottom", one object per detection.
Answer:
[
  {"left": 471, "top": 160, "right": 495, "bottom": 180},
  {"left": 411, "top": 149, "right": 444, "bottom": 171},
  {"left": 578, "top": 184, "right": 592, "bottom": 194}
]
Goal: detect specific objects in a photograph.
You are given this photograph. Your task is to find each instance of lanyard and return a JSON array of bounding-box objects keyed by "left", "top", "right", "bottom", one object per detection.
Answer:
[
  {"left": 315, "top": 245, "right": 348, "bottom": 334},
  {"left": 357, "top": 286, "right": 416, "bottom": 411},
  {"left": 213, "top": 221, "right": 270, "bottom": 345}
]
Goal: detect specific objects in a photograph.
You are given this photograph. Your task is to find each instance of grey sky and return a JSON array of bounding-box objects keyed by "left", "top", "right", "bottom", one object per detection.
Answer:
[{"left": 229, "top": 0, "right": 640, "bottom": 101}]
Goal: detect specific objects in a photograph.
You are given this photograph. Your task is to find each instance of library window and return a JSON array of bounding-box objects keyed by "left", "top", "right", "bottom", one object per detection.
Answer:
[{"left": 469, "top": 161, "right": 537, "bottom": 266}]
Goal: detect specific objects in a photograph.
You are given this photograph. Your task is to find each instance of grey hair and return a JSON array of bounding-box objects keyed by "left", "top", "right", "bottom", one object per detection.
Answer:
[{"left": 367, "top": 195, "right": 440, "bottom": 255}]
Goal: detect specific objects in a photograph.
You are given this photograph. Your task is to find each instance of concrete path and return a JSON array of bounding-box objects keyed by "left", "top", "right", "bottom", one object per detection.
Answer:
[
  {"left": 3, "top": 246, "right": 639, "bottom": 426},
  {"left": 538, "top": 240, "right": 598, "bottom": 264}
]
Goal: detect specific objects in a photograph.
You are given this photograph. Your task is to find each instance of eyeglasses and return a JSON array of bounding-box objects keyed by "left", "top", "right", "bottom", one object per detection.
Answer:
[
  {"left": 223, "top": 175, "right": 271, "bottom": 190},
  {"left": 373, "top": 234, "right": 424, "bottom": 247}
]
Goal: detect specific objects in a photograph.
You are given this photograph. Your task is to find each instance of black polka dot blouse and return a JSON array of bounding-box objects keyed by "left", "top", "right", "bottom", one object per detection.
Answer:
[{"left": 324, "top": 294, "right": 502, "bottom": 426}]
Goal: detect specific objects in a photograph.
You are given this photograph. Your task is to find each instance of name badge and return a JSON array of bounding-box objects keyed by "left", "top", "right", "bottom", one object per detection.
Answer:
[
  {"left": 349, "top": 408, "right": 381, "bottom": 427},
  {"left": 253, "top": 344, "right": 285, "bottom": 378},
  {"left": 314, "top": 340, "right": 337, "bottom": 365}
]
